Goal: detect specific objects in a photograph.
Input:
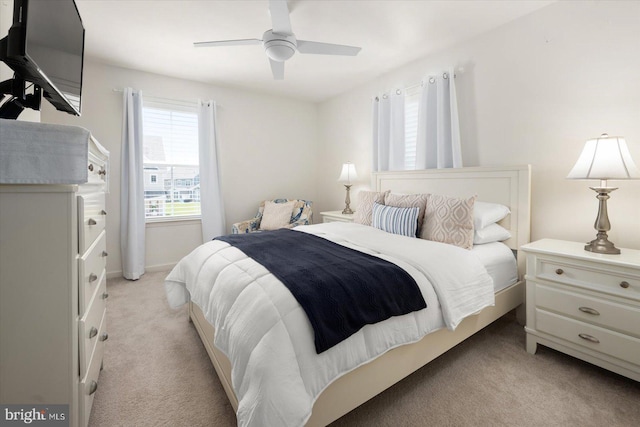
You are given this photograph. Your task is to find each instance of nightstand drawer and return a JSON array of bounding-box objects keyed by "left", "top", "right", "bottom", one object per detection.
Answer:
[
  {"left": 535, "top": 284, "right": 640, "bottom": 337},
  {"left": 536, "top": 309, "right": 640, "bottom": 366},
  {"left": 537, "top": 259, "right": 640, "bottom": 299}
]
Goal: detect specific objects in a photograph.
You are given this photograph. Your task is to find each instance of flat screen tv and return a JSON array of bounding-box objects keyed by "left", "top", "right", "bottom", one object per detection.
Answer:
[{"left": 0, "top": 0, "right": 85, "bottom": 118}]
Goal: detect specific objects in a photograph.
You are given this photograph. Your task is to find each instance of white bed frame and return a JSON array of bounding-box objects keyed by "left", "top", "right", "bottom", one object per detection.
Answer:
[{"left": 189, "top": 165, "right": 532, "bottom": 426}]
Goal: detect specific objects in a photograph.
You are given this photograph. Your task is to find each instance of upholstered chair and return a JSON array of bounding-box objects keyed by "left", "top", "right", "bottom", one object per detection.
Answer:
[{"left": 232, "top": 199, "right": 313, "bottom": 233}]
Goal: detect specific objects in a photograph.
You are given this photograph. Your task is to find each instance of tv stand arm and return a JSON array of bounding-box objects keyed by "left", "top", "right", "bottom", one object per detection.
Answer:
[{"left": 0, "top": 77, "right": 42, "bottom": 120}]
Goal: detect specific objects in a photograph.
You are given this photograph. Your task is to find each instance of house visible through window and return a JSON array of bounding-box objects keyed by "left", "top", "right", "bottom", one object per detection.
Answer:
[{"left": 142, "top": 100, "right": 200, "bottom": 220}]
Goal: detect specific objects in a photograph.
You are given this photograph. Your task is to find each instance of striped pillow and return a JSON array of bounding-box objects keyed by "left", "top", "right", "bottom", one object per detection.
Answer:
[{"left": 372, "top": 202, "right": 420, "bottom": 237}]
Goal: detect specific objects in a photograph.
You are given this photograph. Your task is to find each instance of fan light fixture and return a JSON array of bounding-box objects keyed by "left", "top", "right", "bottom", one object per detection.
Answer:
[{"left": 567, "top": 133, "right": 640, "bottom": 254}]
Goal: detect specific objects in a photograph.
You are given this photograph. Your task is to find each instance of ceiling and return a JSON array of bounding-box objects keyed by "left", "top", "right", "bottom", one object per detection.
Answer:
[{"left": 75, "top": 0, "right": 554, "bottom": 103}]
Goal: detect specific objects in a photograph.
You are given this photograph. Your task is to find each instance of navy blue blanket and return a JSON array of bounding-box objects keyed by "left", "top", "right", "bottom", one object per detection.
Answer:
[{"left": 216, "top": 229, "right": 426, "bottom": 353}]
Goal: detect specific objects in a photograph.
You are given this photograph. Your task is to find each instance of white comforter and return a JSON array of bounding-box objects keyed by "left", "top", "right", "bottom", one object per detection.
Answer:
[{"left": 165, "top": 222, "right": 494, "bottom": 426}]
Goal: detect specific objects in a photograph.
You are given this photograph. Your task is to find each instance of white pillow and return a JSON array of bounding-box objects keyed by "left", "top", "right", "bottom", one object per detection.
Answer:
[
  {"left": 372, "top": 202, "right": 419, "bottom": 237},
  {"left": 259, "top": 200, "right": 295, "bottom": 230},
  {"left": 473, "top": 201, "right": 510, "bottom": 230},
  {"left": 474, "top": 223, "right": 512, "bottom": 245}
]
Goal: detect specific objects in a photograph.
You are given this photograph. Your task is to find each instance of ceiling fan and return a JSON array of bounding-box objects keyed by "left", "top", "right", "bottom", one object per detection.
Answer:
[{"left": 193, "top": 0, "right": 361, "bottom": 80}]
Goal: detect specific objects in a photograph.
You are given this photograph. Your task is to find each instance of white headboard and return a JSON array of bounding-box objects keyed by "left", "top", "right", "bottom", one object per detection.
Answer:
[{"left": 373, "top": 165, "right": 531, "bottom": 275}]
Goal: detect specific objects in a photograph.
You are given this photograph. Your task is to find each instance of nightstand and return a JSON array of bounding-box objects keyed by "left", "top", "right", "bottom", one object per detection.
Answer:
[
  {"left": 521, "top": 239, "right": 640, "bottom": 381},
  {"left": 320, "top": 211, "right": 355, "bottom": 223}
]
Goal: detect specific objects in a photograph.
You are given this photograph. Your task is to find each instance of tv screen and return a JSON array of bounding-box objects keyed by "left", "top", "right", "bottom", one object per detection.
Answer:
[{"left": 1, "top": 0, "right": 84, "bottom": 116}]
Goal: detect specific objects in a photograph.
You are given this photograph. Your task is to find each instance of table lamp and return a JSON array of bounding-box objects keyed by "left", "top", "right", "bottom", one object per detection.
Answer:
[
  {"left": 567, "top": 134, "right": 640, "bottom": 254},
  {"left": 338, "top": 162, "right": 358, "bottom": 214}
]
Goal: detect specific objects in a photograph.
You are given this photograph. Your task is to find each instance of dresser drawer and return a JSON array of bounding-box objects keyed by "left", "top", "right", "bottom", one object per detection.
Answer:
[
  {"left": 536, "top": 258, "right": 640, "bottom": 300},
  {"left": 535, "top": 284, "right": 640, "bottom": 338},
  {"left": 78, "top": 192, "right": 107, "bottom": 254},
  {"left": 79, "top": 276, "right": 107, "bottom": 378},
  {"left": 79, "top": 326, "right": 105, "bottom": 427},
  {"left": 536, "top": 309, "right": 640, "bottom": 366},
  {"left": 79, "top": 231, "right": 107, "bottom": 313}
]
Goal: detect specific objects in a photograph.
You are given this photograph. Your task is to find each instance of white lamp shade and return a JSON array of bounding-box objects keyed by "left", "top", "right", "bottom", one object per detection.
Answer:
[
  {"left": 338, "top": 162, "right": 358, "bottom": 183},
  {"left": 567, "top": 134, "right": 640, "bottom": 180}
]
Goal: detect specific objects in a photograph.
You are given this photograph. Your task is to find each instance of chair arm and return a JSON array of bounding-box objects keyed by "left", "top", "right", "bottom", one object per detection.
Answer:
[{"left": 232, "top": 218, "right": 261, "bottom": 234}]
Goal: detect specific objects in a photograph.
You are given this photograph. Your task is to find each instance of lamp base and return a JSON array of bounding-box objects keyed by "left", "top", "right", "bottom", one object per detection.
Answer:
[
  {"left": 342, "top": 207, "right": 354, "bottom": 215},
  {"left": 584, "top": 234, "right": 620, "bottom": 255}
]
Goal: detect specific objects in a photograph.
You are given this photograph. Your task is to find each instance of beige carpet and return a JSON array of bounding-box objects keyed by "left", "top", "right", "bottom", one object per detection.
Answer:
[{"left": 89, "top": 271, "right": 640, "bottom": 427}]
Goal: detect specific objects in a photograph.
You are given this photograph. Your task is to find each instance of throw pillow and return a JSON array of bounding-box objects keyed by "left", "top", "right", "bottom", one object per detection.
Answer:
[
  {"left": 372, "top": 202, "right": 420, "bottom": 237},
  {"left": 260, "top": 200, "right": 296, "bottom": 230},
  {"left": 421, "top": 194, "right": 476, "bottom": 249},
  {"left": 353, "top": 190, "right": 389, "bottom": 226},
  {"left": 384, "top": 193, "right": 428, "bottom": 236}
]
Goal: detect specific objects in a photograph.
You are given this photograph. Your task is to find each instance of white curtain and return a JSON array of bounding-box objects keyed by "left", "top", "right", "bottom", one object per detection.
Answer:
[
  {"left": 372, "top": 90, "right": 405, "bottom": 172},
  {"left": 120, "top": 88, "right": 145, "bottom": 280},
  {"left": 415, "top": 69, "right": 462, "bottom": 169},
  {"left": 198, "top": 100, "right": 226, "bottom": 242}
]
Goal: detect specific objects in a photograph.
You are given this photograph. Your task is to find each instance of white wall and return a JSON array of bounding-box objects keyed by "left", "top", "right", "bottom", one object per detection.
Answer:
[
  {"left": 42, "top": 60, "right": 319, "bottom": 276},
  {"left": 316, "top": 0, "right": 640, "bottom": 250}
]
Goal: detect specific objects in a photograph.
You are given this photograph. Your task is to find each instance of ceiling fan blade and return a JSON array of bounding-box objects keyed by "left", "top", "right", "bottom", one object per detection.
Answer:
[
  {"left": 269, "top": 58, "right": 285, "bottom": 80},
  {"left": 296, "top": 40, "right": 361, "bottom": 56},
  {"left": 193, "top": 39, "right": 262, "bottom": 48},
  {"left": 269, "top": 0, "right": 292, "bottom": 35}
]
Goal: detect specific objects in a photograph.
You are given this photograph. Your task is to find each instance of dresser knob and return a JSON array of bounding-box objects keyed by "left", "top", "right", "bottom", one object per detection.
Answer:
[
  {"left": 88, "top": 380, "right": 98, "bottom": 395},
  {"left": 101, "top": 251, "right": 109, "bottom": 257},
  {"left": 99, "top": 332, "right": 109, "bottom": 342},
  {"left": 101, "top": 292, "right": 109, "bottom": 299},
  {"left": 555, "top": 268, "right": 564, "bottom": 275},
  {"left": 579, "top": 307, "right": 600, "bottom": 316},
  {"left": 578, "top": 333, "right": 600, "bottom": 344},
  {"left": 88, "top": 164, "right": 94, "bottom": 172},
  {"left": 89, "top": 327, "right": 98, "bottom": 339},
  {"left": 88, "top": 218, "right": 97, "bottom": 226},
  {"left": 100, "top": 210, "right": 107, "bottom": 216},
  {"left": 89, "top": 273, "right": 98, "bottom": 283},
  {"left": 98, "top": 168, "right": 106, "bottom": 176},
  {"left": 620, "top": 281, "right": 630, "bottom": 289}
]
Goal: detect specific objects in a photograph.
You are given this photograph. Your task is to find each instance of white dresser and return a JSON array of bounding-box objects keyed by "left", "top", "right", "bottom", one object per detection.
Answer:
[
  {"left": 521, "top": 239, "right": 640, "bottom": 381},
  {"left": 0, "top": 135, "right": 109, "bottom": 427}
]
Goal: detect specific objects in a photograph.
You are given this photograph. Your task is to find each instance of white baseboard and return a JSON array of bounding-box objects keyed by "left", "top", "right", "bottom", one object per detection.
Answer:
[{"left": 106, "top": 263, "right": 176, "bottom": 280}]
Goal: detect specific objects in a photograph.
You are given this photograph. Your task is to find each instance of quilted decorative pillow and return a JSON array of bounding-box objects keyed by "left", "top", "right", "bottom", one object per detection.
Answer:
[
  {"left": 260, "top": 200, "right": 295, "bottom": 230},
  {"left": 372, "top": 202, "right": 420, "bottom": 237},
  {"left": 385, "top": 193, "right": 428, "bottom": 236},
  {"left": 421, "top": 194, "right": 476, "bottom": 249},
  {"left": 353, "top": 190, "right": 389, "bottom": 226}
]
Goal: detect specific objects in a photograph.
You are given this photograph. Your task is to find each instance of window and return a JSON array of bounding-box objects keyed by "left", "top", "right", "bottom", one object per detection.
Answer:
[
  {"left": 404, "top": 87, "right": 421, "bottom": 170},
  {"left": 142, "top": 100, "right": 200, "bottom": 220}
]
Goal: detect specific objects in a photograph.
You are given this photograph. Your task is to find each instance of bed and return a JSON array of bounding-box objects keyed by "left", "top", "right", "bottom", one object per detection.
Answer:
[{"left": 165, "top": 165, "right": 531, "bottom": 426}]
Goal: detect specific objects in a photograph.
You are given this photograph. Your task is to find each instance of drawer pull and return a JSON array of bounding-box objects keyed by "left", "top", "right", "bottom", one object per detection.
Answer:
[
  {"left": 578, "top": 333, "right": 600, "bottom": 344},
  {"left": 100, "top": 209, "right": 107, "bottom": 216},
  {"left": 88, "top": 218, "right": 97, "bottom": 226},
  {"left": 88, "top": 380, "right": 98, "bottom": 395},
  {"left": 102, "top": 250, "right": 109, "bottom": 257},
  {"left": 555, "top": 268, "right": 564, "bottom": 275},
  {"left": 98, "top": 168, "right": 107, "bottom": 176},
  {"left": 89, "top": 327, "right": 98, "bottom": 339},
  {"left": 88, "top": 164, "right": 94, "bottom": 172},
  {"left": 620, "top": 281, "right": 630, "bottom": 289},
  {"left": 101, "top": 292, "right": 109, "bottom": 300},
  {"left": 89, "top": 273, "right": 98, "bottom": 283},
  {"left": 578, "top": 307, "right": 600, "bottom": 316},
  {"left": 99, "top": 332, "right": 109, "bottom": 342}
]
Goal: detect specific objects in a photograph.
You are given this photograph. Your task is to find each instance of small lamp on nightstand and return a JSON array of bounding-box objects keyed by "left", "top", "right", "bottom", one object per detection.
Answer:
[
  {"left": 567, "top": 134, "right": 640, "bottom": 254},
  {"left": 338, "top": 162, "right": 358, "bottom": 214}
]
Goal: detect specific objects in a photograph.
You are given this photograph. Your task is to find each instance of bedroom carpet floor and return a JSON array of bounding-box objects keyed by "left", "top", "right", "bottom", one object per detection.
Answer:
[{"left": 89, "top": 271, "right": 640, "bottom": 427}]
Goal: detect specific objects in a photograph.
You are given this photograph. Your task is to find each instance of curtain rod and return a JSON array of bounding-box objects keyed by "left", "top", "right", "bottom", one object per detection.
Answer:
[
  {"left": 111, "top": 88, "right": 216, "bottom": 108},
  {"left": 376, "top": 67, "right": 464, "bottom": 100}
]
